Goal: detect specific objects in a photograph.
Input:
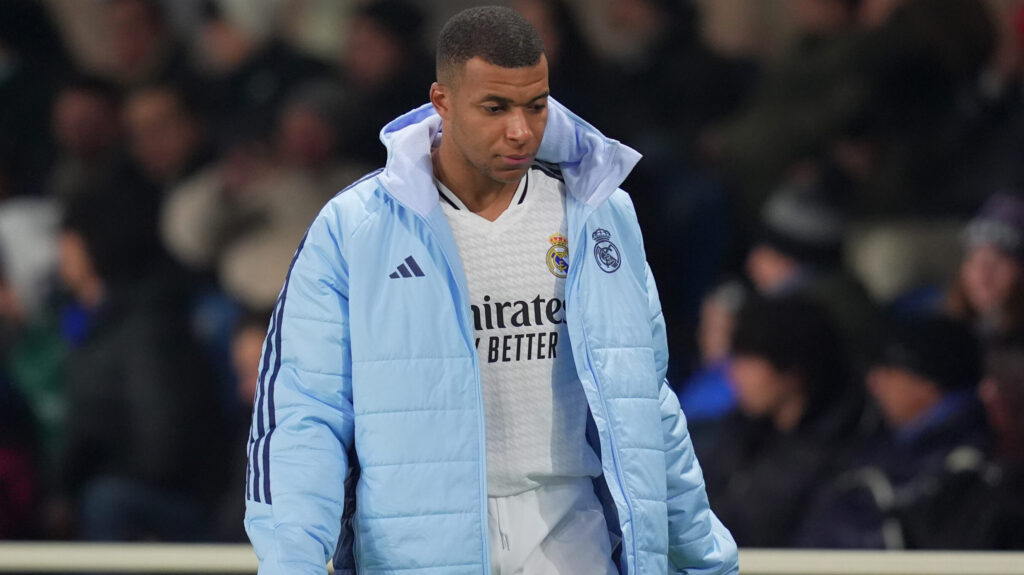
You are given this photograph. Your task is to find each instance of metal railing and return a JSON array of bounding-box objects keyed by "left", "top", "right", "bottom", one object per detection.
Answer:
[{"left": 0, "top": 544, "right": 1022, "bottom": 574}]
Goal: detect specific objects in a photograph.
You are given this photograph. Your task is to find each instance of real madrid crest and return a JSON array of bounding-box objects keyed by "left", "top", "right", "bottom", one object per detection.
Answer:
[
  {"left": 547, "top": 233, "right": 569, "bottom": 278},
  {"left": 592, "top": 228, "right": 621, "bottom": 273}
]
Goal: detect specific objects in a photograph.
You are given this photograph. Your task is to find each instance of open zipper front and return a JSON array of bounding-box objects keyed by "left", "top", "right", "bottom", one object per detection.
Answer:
[
  {"left": 416, "top": 204, "right": 493, "bottom": 574},
  {"left": 565, "top": 212, "right": 638, "bottom": 575}
]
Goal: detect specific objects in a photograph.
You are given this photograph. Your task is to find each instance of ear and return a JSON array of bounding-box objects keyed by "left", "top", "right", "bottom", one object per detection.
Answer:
[{"left": 430, "top": 82, "right": 451, "bottom": 120}]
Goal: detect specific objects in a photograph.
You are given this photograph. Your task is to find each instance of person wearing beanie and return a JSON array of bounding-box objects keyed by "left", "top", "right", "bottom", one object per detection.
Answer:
[
  {"left": 795, "top": 313, "right": 992, "bottom": 549},
  {"left": 698, "top": 296, "right": 865, "bottom": 547},
  {"left": 895, "top": 336, "right": 1024, "bottom": 550},
  {"left": 947, "top": 191, "right": 1024, "bottom": 342},
  {"left": 745, "top": 172, "right": 883, "bottom": 370}
]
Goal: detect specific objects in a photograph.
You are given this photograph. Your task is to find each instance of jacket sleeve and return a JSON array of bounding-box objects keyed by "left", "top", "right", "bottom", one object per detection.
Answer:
[
  {"left": 244, "top": 210, "right": 355, "bottom": 575},
  {"left": 646, "top": 263, "right": 740, "bottom": 574}
]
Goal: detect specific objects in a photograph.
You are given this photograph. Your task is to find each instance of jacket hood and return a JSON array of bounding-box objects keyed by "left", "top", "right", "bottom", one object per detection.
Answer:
[{"left": 377, "top": 99, "right": 642, "bottom": 218}]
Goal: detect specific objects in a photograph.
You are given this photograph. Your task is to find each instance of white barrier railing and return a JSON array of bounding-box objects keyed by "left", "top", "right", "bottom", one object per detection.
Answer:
[{"left": 0, "top": 544, "right": 1023, "bottom": 574}]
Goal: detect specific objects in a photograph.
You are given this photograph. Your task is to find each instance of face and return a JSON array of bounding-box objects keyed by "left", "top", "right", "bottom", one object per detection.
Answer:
[
  {"left": 866, "top": 366, "right": 942, "bottom": 427},
  {"left": 729, "top": 355, "right": 801, "bottom": 419},
  {"left": 961, "top": 244, "right": 1023, "bottom": 316},
  {"left": 53, "top": 90, "right": 120, "bottom": 158},
  {"left": 125, "top": 90, "right": 200, "bottom": 181},
  {"left": 431, "top": 56, "right": 549, "bottom": 188},
  {"left": 278, "top": 107, "right": 336, "bottom": 169},
  {"left": 789, "top": 0, "right": 855, "bottom": 34},
  {"left": 344, "top": 17, "right": 405, "bottom": 89},
  {"left": 108, "top": 0, "right": 163, "bottom": 79},
  {"left": 512, "top": 0, "right": 562, "bottom": 65},
  {"left": 746, "top": 245, "right": 800, "bottom": 295}
]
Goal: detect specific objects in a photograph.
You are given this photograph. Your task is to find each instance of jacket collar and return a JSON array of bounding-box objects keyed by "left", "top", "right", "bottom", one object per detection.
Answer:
[{"left": 377, "top": 99, "right": 641, "bottom": 218}]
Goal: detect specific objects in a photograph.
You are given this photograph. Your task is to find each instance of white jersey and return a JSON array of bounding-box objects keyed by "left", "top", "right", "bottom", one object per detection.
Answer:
[{"left": 438, "top": 166, "right": 602, "bottom": 497}]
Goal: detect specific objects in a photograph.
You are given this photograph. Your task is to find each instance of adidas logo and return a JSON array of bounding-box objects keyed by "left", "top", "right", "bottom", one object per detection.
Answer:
[{"left": 389, "top": 256, "right": 425, "bottom": 279}]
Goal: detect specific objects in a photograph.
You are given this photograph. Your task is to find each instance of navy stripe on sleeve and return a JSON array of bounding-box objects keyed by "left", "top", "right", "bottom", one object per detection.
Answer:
[
  {"left": 259, "top": 231, "right": 310, "bottom": 504},
  {"left": 248, "top": 167, "right": 380, "bottom": 504}
]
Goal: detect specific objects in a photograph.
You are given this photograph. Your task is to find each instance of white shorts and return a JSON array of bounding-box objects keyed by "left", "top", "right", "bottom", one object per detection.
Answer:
[{"left": 488, "top": 478, "right": 619, "bottom": 575}]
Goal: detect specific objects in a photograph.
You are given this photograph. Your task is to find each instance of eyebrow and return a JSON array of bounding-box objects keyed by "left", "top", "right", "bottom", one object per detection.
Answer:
[{"left": 479, "top": 91, "right": 550, "bottom": 105}]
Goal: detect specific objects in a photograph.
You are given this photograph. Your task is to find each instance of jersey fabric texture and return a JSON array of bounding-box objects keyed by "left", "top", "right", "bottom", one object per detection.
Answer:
[
  {"left": 243, "top": 99, "right": 739, "bottom": 575},
  {"left": 439, "top": 169, "right": 602, "bottom": 497}
]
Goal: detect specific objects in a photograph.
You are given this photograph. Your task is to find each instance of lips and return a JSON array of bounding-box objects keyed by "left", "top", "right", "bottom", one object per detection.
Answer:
[{"left": 502, "top": 154, "right": 533, "bottom": 166}]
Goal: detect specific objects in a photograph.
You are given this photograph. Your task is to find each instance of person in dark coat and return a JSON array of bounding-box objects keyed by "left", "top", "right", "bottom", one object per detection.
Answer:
[
  {"left": 897, "top": 337, "right": 1024, "bottom": 549},
  {"left": 796, "top": 313, "right": 991, "bottom": 548},
  {"left": 699, "top": 296, "right": 865, "bottom": 547},
  {"left": 53, "top": 190, "right": 224, "bottom": 541}
]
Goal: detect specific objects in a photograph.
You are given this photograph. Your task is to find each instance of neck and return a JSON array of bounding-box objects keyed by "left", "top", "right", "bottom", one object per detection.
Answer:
[{"left": 432, "top": 139, "right": 520, "bottom": 222}]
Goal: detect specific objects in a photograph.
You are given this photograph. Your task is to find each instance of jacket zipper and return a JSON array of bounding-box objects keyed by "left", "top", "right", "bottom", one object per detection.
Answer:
[
  {"left": 567, "top": 223, "right": 638, "bottom": 574},
  {"left": 412, "top": 208, "right": 492, "bottom": 574}
]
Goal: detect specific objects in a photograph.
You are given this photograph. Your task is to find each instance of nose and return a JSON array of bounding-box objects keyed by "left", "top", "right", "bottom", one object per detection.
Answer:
[{"left": 505, "top": 108, "right": 531, "bottom": 144}]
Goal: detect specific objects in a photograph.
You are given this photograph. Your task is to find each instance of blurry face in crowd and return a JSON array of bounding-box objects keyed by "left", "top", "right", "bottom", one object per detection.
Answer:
[
  {"left": 124, "top": 88, "right": 201, "bottom": 182},
  {"left": 729, "top": 355, "right": 803, "bottom": 422},
  {"left": 858, "top": 0, "right": 908, "bottom": 28},
  {"left": 53, "top": 89, "right": 120, "bottom": 160},
  {"left": 961, "top": 244, "right": 1023, "bottom": 317},
  {"left": 344, "top": 17, "right": 405, "bottom": 90},
  {"left": 746, "top": 245, "right": 801, "bottom": 295},
  {"left": 278, "top": 106, "right": 337, "bottom": 170},
  {"left": 232, "top": 325, "right": 266, "bottom": 408},
  {"left": 107, "top": 0, "right": 165, "bottom": 82},
  {"left": 431, "top": 56, "right": 549, "bottom": 192},
  {"left": 866, "top": 365, "right": 942, "bottom": 427},
  {"left": 789, "top": 0, "right": 856, "bottom": 35},
  {"left": 512, "top": 0, "right": 562, "bottom": 66}
]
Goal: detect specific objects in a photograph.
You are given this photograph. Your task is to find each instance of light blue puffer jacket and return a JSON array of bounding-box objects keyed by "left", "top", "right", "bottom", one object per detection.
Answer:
[{"left": 244, "top": 100, "right": 739, "bottom": 575}]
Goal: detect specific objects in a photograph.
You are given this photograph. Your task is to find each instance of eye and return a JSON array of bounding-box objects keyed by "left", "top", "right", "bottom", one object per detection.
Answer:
[
  {"left": 531, "top": 103, "right": 547, "bottom": 113},
  {"left": 482, "top": 104, "right": 503, "bottom": 114}
]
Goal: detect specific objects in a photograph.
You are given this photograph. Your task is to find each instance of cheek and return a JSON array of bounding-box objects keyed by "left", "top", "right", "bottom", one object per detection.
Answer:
[{"left": 991, "top": 263, "right": 1022, "bottom": 301}]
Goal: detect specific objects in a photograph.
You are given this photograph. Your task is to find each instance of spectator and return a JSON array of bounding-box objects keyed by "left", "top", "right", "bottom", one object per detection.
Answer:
[
  {"left": 197, "top": 0, "right": 331, "bottom": 149},
  {"left": 213, "top": 309, "right": 271, "bottom": 542},
  {"left": 337, "top": 0, "right": 434, "bottom": 167},
  {"left": 700, "top": 296, "right": 864, "bottom": 547},
  {"left": 796, "top": 313, "right": 991, "bottom": 548},
  {"left": 510, "top": 0, "right": 609, "bottom": 122},
  {"left": 53, "top": 190, "right": 224, "bottom": 541},
  {"left": 0, "top": 376, "right": 38, "bottom": 539},
  {"left": 160, "top": 81, "right": 365, "bottom": 311},
  {"left": 947, "top": 192, "right": 1024, "bottom": 343},
  {"left": 676, "top": 280, "right": 746, "bottom": 424},
  {"left": 123, "top": 84, "right": 210, "bottom": 189},
  {"left": 897, "top": 337, "right": 1024, "bottom": 549},
  {"left": 745, "top": 172, "right": 884, "bottom": 368},
  {"left": 103, "top": 0, "right": 201, "bottom": 96},
  {"left": 0, "top": 0, "right": 70, "bottom": 196},
  {"left": 47, "top": 76, "right": 123, "bottom": 201}
]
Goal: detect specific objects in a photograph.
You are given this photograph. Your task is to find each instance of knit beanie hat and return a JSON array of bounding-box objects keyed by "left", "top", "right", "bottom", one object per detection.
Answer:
[
  {"left": 877, "top": 314, "right": 981, "bottom": 391},
  {"left": 963, "top": 192, "right": 1024, "bottom": 262},
  {"left": 757, "top": 184, "right": 847, "bottom": 267}
]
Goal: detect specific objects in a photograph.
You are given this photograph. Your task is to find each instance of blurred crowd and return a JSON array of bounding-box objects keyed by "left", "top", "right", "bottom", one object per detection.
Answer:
[{"left": 0, "top": 0, "right": 1021, "bottom": 550}]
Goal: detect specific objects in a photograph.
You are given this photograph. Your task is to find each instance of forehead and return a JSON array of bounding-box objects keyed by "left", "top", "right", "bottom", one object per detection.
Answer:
[{"left": 454, "top": 55, "right": 549, "bottom": 100}]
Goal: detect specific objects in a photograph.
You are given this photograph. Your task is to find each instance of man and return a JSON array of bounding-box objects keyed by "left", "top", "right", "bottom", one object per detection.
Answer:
[
  {"left": 244, "top": 7, "right": 737, "bottom": 574},
  {"left": 795, "top": 313, "right": 991, "bottom": 548}
]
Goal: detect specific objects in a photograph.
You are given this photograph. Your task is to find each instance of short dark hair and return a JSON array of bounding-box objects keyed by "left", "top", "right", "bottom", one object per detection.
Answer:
[{"left": 436, "top": 6, "right": 544, "bottom": 84}]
